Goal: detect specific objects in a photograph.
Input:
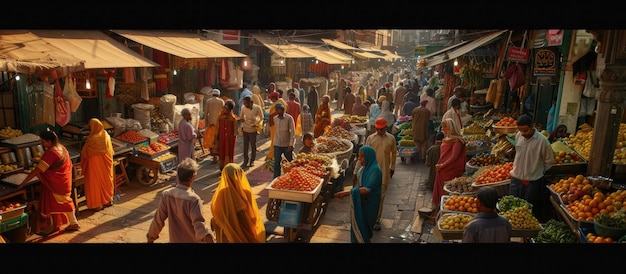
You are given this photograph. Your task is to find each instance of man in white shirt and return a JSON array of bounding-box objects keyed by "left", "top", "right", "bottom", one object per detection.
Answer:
[
  {"left": 442, "top": 98, "right": 463, "bottom": 133},
  {"left": 271, "top": 103, "right": 296, "bottom": 179},
  {"left": 239, "top": 96, "right": 264, "bottom": 167}
]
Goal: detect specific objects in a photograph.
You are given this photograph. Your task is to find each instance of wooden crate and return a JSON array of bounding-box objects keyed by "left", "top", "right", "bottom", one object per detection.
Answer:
[{"left": 266, "top": 177, "right": 323, "bottom": 203}]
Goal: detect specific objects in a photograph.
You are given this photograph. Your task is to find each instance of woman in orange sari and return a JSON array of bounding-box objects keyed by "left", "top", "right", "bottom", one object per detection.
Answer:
[
  {"left": 18, "top": 129, "right": 80, "bottom": 235},
  {"left": 313, "top": 95, "right": 332, "bottom": 138},
  {"left": 81, "top": 118, "right": 115, "bottom": 211},
  {"left": 210, "top": 163, "right": 266, "bottom": 243},
  {"left": 215, "top": 100, "right": 239, "bottom": 171}
]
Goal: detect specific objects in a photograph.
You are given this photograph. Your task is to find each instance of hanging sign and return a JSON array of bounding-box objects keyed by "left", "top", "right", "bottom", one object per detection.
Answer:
[
  {"left": 507, "top": 46, "right": 530, "bottom": 63},
  {"left": 218, "top": 30, "right": 240, "bottom": 45},
  {"left": 533, "top": 48, "right": 557, "bottom": 76},
  {"left": 547, "top": 29, "right": 564, "bottom": 46}
]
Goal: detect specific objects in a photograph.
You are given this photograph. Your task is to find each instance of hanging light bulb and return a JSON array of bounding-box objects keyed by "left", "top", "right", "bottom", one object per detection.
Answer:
[
  {"left": 85, "top": 78, "right": 91, "bottom": 89},
  {"left": 15, "top": 74, "right": 20, "bottom": 81},
  {"left": 173, "top": 69, "right": 177, "bottom": 76},
  {"left": 341, "top": 65, "right": 345, "bottom": 70},
  {"left": 315, "top": 60, "right": 319, "bottom": 64},
  {"left": 454, "top": 58, "right": 458, "bottom": 66}
]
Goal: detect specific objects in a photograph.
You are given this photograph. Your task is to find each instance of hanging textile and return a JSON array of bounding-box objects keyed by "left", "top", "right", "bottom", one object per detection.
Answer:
[
  {"left": 51, "top": 70, "right": 71, "bottom": 127},
  {"left": 138, "top": 45, "right": 151, "bottom": 100},
  {"left": 122, "top": 40, "right": 136, "bottom": 84},
  {"left": 153, "top": 49, "right": 170, "bottom": 92},
  {"left": 104, "top": 69, "right": 116, "bottom": 98}
]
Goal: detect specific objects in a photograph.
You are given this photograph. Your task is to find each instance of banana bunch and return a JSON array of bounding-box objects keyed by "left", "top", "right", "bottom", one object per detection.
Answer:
[
  {"left": 0, "top": 126, "right": 23, "bottom": 139},
  {"left": 492, "top": 138, "right": 514, "bottom": 158},
  {"left": 461, "top": 123, "right": 486, "bottom": 135},
  {"left": 577, "top": 123, "right": 593, "bottom": 133},
  {"left": 0, "top": 164, "right": 19, "bottom": 173},
  {"left": 343, "top": 115, "right": 368, "bottom": 123}
]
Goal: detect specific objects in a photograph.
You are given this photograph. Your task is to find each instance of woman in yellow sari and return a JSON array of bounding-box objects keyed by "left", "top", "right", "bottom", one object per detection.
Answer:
[
  {"left": 210, "top": 163, "right": 266, "bottom": 243},
  {"left": 81, "top": 118, "right": 115, "bottom": 211},
  {"left": 264, "top": 90, "right": 288, "bottom": 161}
]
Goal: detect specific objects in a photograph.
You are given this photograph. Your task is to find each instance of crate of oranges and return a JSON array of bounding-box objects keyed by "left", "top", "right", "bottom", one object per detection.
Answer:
[
  {"left": 440, "top": 195, "right": 479, "bottom": 215},
  {"left": 492, "top": 117, "right": 518, "bottom": 134}
]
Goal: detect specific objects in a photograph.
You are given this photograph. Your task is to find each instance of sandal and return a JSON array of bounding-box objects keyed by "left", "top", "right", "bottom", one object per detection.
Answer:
[{"left": 65, "top": 224, "right": 80, "bottom": 232}]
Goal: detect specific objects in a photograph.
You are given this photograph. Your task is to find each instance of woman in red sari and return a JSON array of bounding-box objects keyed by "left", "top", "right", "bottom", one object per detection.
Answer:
[
  {"left": 431, "top": 118, "right": 466, "bottom": 214},
  {"left": 215, "top": 100, "right": 239, "bottom": 171},
  {"left": 19, "top": 129, "right": 80, "bottom": 235}
]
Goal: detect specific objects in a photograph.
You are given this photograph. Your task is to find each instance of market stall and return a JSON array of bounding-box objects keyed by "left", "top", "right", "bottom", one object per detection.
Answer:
[
  {"left": 118, "top": 129, "right": 179, "bottom": 186},
  {"left": 265, "top": 153, "right": 336, "bottom": 242},
  {"left": 434, "top": 193, "right": 542, "bottom": 242}
]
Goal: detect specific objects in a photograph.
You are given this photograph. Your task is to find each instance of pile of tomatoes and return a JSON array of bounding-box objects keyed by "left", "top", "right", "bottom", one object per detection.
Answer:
[
  {"left": 271, "top": 168, "right": 322, "bottom": 192},
  {"left": 474, "top": 162, "right": 513, "bottom": 185}
]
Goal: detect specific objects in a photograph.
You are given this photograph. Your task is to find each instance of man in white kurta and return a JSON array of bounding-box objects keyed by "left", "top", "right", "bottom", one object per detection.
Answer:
[{"left": 204, "top": 89, "right": 225, "bottom": 162}]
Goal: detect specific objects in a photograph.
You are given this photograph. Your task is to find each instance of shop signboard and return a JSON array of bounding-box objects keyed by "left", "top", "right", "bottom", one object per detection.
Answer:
[
  {"left": 507, "top": 46, "right": 530, "bottom": 63},
  {"left": 533, "top": 48, "right": 557, "bottom": 76},
  {"left": 414, "top": 45, "right": 444, "bottom": 56}
]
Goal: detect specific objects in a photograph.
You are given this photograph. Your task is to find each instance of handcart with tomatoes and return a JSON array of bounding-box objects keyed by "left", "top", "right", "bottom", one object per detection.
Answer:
[
  {"left": 265, "top": 153, "right": 338, "bottom": 242},
  {"left": 116, "top": 130, "right": 179, "bottom": 186}
]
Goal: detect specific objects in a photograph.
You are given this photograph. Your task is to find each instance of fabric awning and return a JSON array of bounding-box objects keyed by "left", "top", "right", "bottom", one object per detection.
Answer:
[
  {"left": 250, "top": 33, "right": 314, "bottom": 58},
  {"left": 321, "top": 39, "right": 358, "bottom": 50},
  {"left": 297, "top": 45, "right": 353, "bottom": 65},
  {"left": 352, "top": 50, "right": 384, "bottom": 59},
  {"left": 418, "top": 40, "right": 470, "bottom": 60},
  {"left": 421, "top": 30, "right": 508, "bottom": 68},
  {"left": 112, "top": 30, "right": 247, "bottom": 59},
  {"left": 378, "top": 49, "right": 403, "bottom": 61},
  {"left": 31, "top": 30, "right": 160, "bottom": 69},
  {"left": 0, "top": 30, "right": 85, "bottom": 75}
]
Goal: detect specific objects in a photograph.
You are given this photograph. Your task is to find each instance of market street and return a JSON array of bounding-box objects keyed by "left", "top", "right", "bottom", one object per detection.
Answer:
[{"left": 22, "top": 101, "right": 442, "bottom": 244}]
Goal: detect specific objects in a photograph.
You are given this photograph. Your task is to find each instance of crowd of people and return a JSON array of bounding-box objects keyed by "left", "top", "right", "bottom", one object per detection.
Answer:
[{"left": 19, "top": 64, "right": 566, "bottom": 244}]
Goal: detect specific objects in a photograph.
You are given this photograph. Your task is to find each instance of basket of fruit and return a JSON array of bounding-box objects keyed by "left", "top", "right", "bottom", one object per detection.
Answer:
[
  {"left": 443, "top": 180, "right": 477, "bottom": 196},
  {"left": 491, "top": 117, "right": 518, "bottom": 134},
  {"left": 440, "top": 195, "right": 479, "bottom": 215},
  {"left": 437, "top": 212, "right": 474, "bottom": 234},
  {"left": 593, "top": 209, "right": 626, "bottom": 240}
]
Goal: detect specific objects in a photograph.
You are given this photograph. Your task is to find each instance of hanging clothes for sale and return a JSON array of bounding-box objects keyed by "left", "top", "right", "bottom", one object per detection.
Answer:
[
  {"left": 104, "top": 69, "right": 116, "bottom": 98},
  {"left": 138, "top": 45, "right": 151, "bottom": 100},
  {"left": 153, "top": 49, "right": 170, "bottom": 92},
  {"left": 122, "top": 41, "right": 136, "bottom": 84}
]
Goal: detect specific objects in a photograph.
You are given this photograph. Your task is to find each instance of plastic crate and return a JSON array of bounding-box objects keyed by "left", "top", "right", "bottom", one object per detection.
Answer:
[
  {"left": 159, "top": 156, "right": 178, "bottom": 173},
  {"left": 131, "top": 140, "right": 150, "bottom": 154},
  {"left": 0, "top": 212, "right": 28, "bottom": 233},
  {"left": 0, "top": 203, "right": 26, "bottom": 222}
]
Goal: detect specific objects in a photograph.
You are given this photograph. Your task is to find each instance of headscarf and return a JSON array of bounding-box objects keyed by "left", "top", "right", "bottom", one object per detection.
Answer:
[
  {"left": 210, "top": 163, "right": 266, "bottom": 243},
  {"left": 351, "top": 145, "right": 382, "bottom": 243},
  {"left": 352, "top": 96, "right": 368, "bottom": 116},
  {"left": 82, "top": 118, "right": 113, "bottom": 159},
  {"left": 378, "top": 100, "right": 395, "bottom": 127},
  {"left": 442, "top": 118, "right": 465, "bottom": 144},
  {"left": 302, "top": 104, "right": 310, "bottom": 113}
]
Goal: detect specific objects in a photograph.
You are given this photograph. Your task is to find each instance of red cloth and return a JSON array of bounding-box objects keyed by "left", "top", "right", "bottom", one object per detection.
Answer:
[
  {"left": 153, "top": 49, "right": 169, "bottom": 92},
  {"left": 217, "top": 112, "right": 238, "bottom": 169},
  {"left": 432, "top": 139, "right": 466, "bottom": 205},
  {"left": 38, "top": 145, "right": 75, "bottom": 231}
]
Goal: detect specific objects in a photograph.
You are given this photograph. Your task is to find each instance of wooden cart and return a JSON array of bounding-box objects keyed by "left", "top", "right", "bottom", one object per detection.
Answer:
[{"left": 265, "top": 174, "right": 332, "bottom": 243}]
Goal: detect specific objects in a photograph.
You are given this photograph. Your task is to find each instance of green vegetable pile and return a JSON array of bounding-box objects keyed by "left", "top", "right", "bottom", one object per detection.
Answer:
[
  {"left": 594, "top": 208, "right": 626, "bottom": 228},
  {"left": 497, "top": 195, "right": 533, "bottom": 212},
  {"left": 534, "top": 219, "right": 578, "bottom": 243}
]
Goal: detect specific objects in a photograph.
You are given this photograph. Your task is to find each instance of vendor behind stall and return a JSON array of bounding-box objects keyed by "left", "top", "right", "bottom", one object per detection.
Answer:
[{"left": 18, "top": 129, "right": 80, "bottom": 234}]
